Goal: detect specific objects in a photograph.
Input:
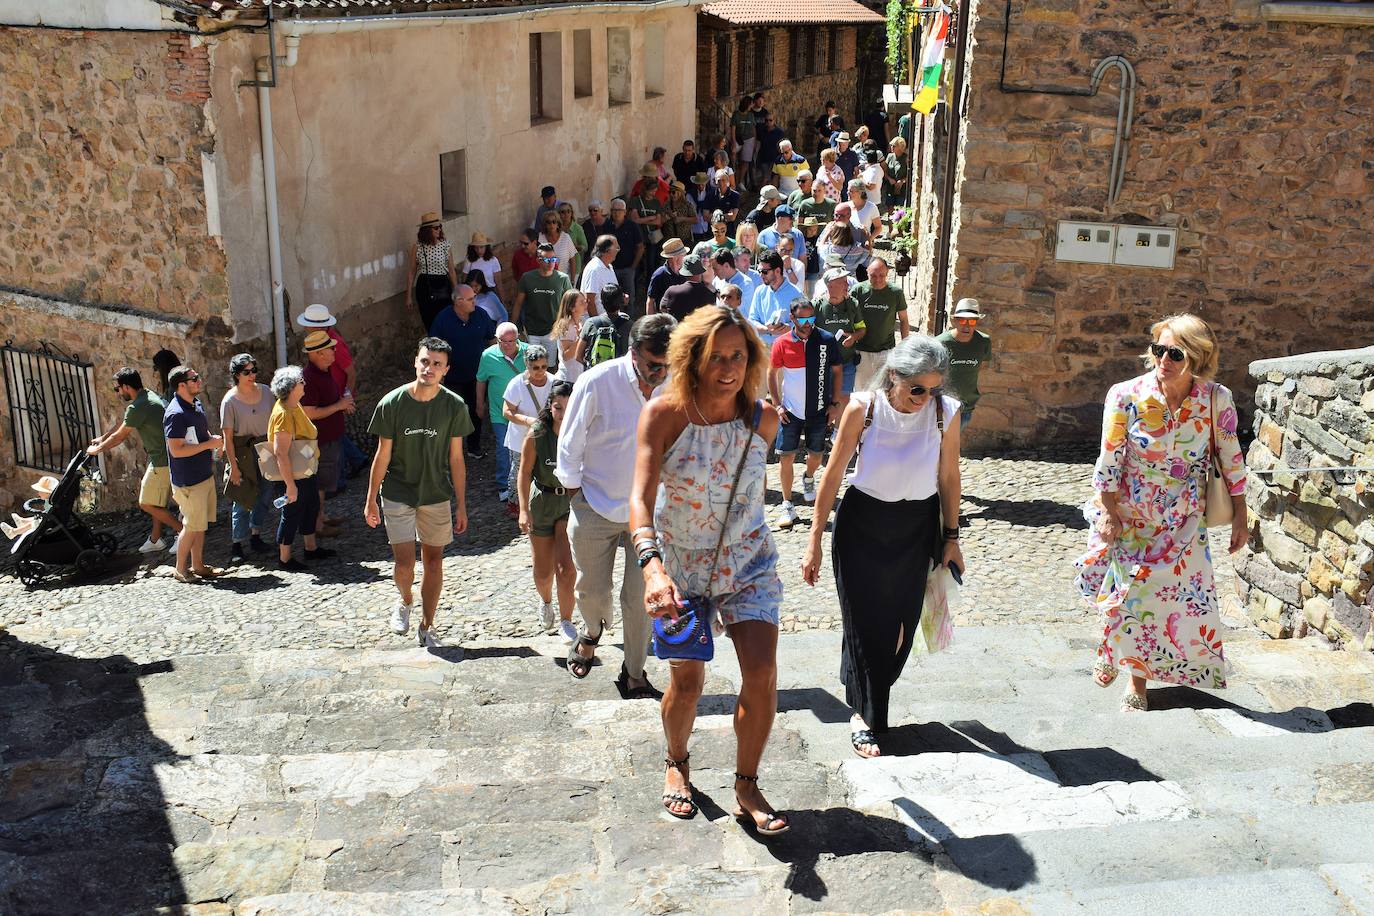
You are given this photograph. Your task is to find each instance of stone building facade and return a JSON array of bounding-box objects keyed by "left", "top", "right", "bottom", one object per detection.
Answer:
[
  {"left": 0, "top": 26, "right": 231, "bottom": 512},
  {"left": 695, "top": 1, "right": 882, "bottom": 153},
  {"left": 1234, "top": 347, "right": 1374, "bottom": 653},
  {"left": 0, "top": 0, "right": 697, "bottom": 511},
  {"left": 951, "top": 1, "right": 1374, "bottom": 446}
]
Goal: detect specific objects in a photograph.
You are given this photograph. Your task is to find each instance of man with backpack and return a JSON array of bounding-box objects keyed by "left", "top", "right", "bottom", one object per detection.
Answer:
[{"left": 575, "top": 283, "right": 632, "bottom": 370}]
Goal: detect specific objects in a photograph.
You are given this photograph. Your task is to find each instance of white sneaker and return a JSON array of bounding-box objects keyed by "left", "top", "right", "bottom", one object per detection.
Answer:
[
  {"left": 139, "top": 537, "right": 166, "bottom": 554},
  {"left": 540, "top": 600, "right": 555, "bottom": 630},
  {"left": 559, "top": 619, "right": 578, "bottom": 644},
  {"left": 778, "top": 501, "right": 798, "bottom": 530},
  {"left": 390, "top": 601, "right": 412, "bottom": 635},
  {"left": 418, "top": 626, "right": 443, "bottom": 649},
  {"left": 802, "top": 474, "right": 816, "bottom": 503}
]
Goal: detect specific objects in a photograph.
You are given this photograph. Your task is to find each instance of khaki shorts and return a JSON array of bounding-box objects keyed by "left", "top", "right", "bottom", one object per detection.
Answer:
[
  {"left": 382, "top": 498, "right": 453, "bottom": 548},
  {"left": 171, "top": 478, "right": 216, "bottom": 532},
  {"left": 139, "top": 464, "right": 172, "bottom": 508}
]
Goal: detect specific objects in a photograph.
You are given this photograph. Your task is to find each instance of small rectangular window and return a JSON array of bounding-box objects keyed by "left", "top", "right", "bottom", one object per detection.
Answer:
[
  {"left": 607, "top": 27, "right": 631, "bottom": 105},
  {"left": 806, "top": 30, "right": 818, "bottom": 77},
  {"left": 529, "top": 31, "right": 563, "bottom": 124},
  {"left": 573, "top": 29, "right": 592, "bottom": 98},
  {"left": 827, "top": 27, "right": 839, "bottom": 71},
  {"left": 440, "top": 149, "right": 467, "bottom": 217},
  {"left": 754, "top": 31, "right": 768, "bottom": 86},
  {"left": 788, "top": 32, "right": 801, "bottom": 80},
  {"left": 715, "top": 35, "right": 732, "bottom": 98},
  {"left": 644, "top": 24, "right": 665, "bottom": 98}
]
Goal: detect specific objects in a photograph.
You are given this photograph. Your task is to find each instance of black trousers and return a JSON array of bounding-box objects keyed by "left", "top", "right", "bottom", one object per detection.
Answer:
[{"left": 449, "top": 377, "right": 483, "bottom": 455}]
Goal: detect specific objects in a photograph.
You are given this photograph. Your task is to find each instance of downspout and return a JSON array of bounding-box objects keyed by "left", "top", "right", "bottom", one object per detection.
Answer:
[{"left": 239, "top": 15, "right": 300, "bottom": 367}]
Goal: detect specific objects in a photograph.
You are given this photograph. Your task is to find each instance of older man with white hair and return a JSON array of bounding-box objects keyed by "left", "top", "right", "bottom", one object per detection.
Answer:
[
  {"left": 476, "top": 322, "right": 528, "bottom": 508},
  {"left": 771, "top": 139, "right": 809, "bottom": 195}
]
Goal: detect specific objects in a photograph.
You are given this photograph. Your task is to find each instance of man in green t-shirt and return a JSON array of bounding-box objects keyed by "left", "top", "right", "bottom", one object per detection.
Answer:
[
  {"left": 365, "top": 336, "right": 475, "bottom": 648},
  {"left": 87, "top": 366, "right": 182, "bottom": 552},
  {"left": 511, "top": 243, "right": 571, "bottom": 367},
  {"left": 852, "top": 257, "right": 911, "bottom": 390},
  {"left": 935, "top": 298, "right": 993, "bottom": 428},
  {"left": 814, "top": 266, "right": 867, "bottom": 393},
  {"left": 730, "top": 96, "right": 758, "bottom": 190},
  {"left": 476, "top": 324, "right": 528, "bottom": 505}
]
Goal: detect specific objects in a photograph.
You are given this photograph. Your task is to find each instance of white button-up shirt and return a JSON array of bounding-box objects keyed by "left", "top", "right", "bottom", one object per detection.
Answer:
[{"left": 555, "top": 355, "right": 659, "bottom": 523}]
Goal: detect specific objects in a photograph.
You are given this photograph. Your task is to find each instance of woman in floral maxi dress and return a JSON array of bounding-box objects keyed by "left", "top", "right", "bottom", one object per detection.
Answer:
[{"left": 1076, "top": 314, "right": 1249, "bottom": 712}]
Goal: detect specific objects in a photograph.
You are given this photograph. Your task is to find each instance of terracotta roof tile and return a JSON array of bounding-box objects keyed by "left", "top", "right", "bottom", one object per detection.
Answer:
[
  {"left": 173, "top": 0, "right": 656, "bottom": 16},
  {"left": 700, "top": 0, "right": 884, "bottom": 26}
]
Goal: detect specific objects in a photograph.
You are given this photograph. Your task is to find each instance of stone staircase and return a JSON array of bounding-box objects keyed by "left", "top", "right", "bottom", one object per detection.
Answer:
[{"left": 2, "top": 625, "right": 1374, "bottom": 915}]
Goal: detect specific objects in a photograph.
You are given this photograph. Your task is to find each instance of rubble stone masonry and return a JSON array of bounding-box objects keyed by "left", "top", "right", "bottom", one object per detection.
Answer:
[
  {"left": 1235, "top": 346, "right": 1374, "bottom": 652},
  {"left": 954, "top": 2, "right": 1374, "bottom": 445},
  {"left": 0, "top": 27, "right": 230, "bottom": 510}
]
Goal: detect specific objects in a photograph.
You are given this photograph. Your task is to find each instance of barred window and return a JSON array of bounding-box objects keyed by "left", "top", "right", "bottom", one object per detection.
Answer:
[
  {"left": 2, "top": 341, "right": 99, "bottom": 474},
  {"left": 715, "top": 35, "right": 732, "bottom": 98}
]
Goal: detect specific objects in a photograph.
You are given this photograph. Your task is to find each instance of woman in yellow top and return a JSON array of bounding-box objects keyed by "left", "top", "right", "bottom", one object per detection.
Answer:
[{"left": 267, "top": 366, "right": 334, "bottom": 572}]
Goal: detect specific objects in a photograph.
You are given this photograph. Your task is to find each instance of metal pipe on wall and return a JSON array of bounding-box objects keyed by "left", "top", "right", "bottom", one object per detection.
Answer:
[{"left": 931, "top": 0, "right": 972, "bottom": 333}]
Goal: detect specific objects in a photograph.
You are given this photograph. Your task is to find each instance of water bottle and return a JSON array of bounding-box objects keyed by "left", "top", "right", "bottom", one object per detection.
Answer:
[{"left": 273, "top": 494, "right": 289, "bottom": 509}]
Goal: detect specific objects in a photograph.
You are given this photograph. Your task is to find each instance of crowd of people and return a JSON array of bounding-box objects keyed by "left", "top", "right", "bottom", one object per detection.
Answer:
[{"left": 76, "top": 102, "right": 1250, "bottom": 834}]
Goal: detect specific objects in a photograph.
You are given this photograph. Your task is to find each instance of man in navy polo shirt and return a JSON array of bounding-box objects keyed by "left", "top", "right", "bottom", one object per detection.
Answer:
[
  {"left": 429, "top": 284, "right": 496, "bottom": 458},
  {"left": 163, "top": 365, "right": 224, "bottom": 582}
]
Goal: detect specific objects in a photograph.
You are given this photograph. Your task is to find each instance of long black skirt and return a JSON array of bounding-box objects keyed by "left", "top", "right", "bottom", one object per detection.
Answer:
[
  {"left": 834, "top": 487, "right": 939, "bottom": 732},
  {"left": 415, "top": 274, "right": 453, "bottom": 334}
]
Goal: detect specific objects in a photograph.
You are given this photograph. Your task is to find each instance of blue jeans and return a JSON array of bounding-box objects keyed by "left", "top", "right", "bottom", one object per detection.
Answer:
[
  {"left": 492, "top": 422, "right": 511, "bottom": 492},
  {"left": 232, "top": 480, "right": 277, "bottom": 543},
  {"left": 841, "top": 361, "right": 857, "bottom": 394},
  {"left": 337, "top": 434, "right": 365, "bottom": 489}
]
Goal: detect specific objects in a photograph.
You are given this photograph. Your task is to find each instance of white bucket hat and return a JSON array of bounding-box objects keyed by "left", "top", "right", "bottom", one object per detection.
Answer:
[{"left": 296, "top": 304, "right": 337, "bottom": 328}]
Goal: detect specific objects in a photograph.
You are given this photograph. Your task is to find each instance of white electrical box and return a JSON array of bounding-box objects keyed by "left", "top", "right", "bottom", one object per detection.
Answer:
[
  {"left": 1113, "top": 226, "right": 1178, "bottom": 269},
  {"left": 1055, "top": 221, "right": 1115, "bottom": 264}
]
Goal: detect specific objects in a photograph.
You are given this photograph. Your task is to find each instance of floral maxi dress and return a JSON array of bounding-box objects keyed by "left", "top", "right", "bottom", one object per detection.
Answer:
[{"left": 1074, "top": 374, "right": 1247, "bottom": 688}]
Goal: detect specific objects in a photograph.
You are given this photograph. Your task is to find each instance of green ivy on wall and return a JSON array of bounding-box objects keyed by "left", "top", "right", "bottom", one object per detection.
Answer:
[{"left": 885, "top": 0, "right": 912, "bottom": 85}]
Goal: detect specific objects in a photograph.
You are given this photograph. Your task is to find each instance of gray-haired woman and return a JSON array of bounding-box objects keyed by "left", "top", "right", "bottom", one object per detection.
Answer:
[
  {"left": 267, "top": 366, "right": 333, "bottom": 571},
  {"left": 801, "top": 335, "right": 964, "bottom": 758}
]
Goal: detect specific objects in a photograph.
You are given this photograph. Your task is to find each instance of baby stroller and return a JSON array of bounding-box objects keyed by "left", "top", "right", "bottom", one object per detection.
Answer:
[{"left": 10, "top": 451, "right": 118, "bottom": 587}]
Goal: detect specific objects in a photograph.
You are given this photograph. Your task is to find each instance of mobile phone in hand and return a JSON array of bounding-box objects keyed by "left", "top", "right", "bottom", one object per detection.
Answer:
[{"left": 947, "top": 561, "right": 963, "bottom": 586}]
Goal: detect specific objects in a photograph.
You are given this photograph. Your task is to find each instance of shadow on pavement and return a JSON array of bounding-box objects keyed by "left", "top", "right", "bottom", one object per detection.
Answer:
[
  {"left": 1150, "top": 686, "right": 1374, "bottom": 731},
  {"left": 962, "top": 495, "right": 1089, "bottom": 530},
  {"left": 0, "top": 632, "right": 186, "bottom": 914}
]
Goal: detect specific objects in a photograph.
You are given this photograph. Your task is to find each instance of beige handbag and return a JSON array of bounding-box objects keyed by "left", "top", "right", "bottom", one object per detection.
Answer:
[
  {"left": 1204, "top": 384, "right": 1234, "bottom": 528},
  {"left": 254, "top": 438, "right": 319, "bottom": 482}
]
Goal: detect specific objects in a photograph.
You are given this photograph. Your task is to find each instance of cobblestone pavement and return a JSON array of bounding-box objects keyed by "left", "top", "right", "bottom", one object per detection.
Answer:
[{"left": 0, "top": 440, "right": 1242, "bottom": 663}]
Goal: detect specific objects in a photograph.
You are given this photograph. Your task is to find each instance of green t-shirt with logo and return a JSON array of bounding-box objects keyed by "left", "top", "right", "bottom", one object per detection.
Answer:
[
  {"left": 123, "top": 389, "right": 168, "bottom": 466},
  {"left": 853, "top": 281, "right": 907, "bottom": 353},
  {"left": 814, "top": 294, "right": 867, "bottom": 364},
  {"left": 516, "top": 269, "right": 571, "bottom": 336},
  {"left": 730, "top": 109, "right": 756, "bottom": 142},
  {"left": 367, "top": 383, "right": 474, "bottom": 507},
  {"left": 936, "top": 329, "right": 992, "bottom": 410}
]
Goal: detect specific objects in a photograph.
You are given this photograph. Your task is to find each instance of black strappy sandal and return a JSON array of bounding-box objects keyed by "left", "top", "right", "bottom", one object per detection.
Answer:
[
  {"left": 567, "top": 633, "right": 599, "bottom": 679},
  {"left": 851, "top": 728, "right": 881, "bottom": 758},
  {"left": 662, "top": 754, "right": 697, "bottom": 819},
  {"left": 733, "top": 773, "right": 789, "bottom": 836}
]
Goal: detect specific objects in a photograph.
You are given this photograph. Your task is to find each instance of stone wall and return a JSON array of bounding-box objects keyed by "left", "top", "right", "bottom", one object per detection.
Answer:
[
  {"left": 953, "top": 2, "right": 1374, "bottom": 446},
  {"left": 0, "top": 27, "right": 230, "bottom": 512},
  {"left": 696, "top": 24, "right": 864, "bottom": 155},
  {"left": 0, "top": 27, "right": 228, "bottom": 322},
  {"left": 1234, "top": 347, "right": 1374, "bottom": 652}
]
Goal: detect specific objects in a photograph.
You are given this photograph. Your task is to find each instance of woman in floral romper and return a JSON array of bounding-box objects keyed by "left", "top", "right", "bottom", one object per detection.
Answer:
[
  {"left": 1077, "top": 314, "right": 1249, "bottom": 712},
  {"left": 630, "top": 306, "right": 789, "bottom": 835}
]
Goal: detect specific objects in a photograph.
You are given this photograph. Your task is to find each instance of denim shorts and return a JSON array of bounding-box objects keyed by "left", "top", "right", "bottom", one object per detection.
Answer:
[{"left": 775, "top": 411, "right": 829, "bottom": 453}]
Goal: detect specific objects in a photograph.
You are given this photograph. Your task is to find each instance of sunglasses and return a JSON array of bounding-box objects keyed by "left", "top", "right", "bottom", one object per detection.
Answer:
[
  {"left": 185, "top": 375, "right": 201, "bottom": 382},
  {"left": 1150, "top": 343, "right": 1187, "bottom": 363},
  {"left": 955, "top": 318, "right": 978, "bottom": 326},
  {"left": 240, "top": 367, "right": 258, "bottom": 375},
  {"left": 792, "top": 315, "right": 816, "bottom": 326},
  {"left": 539, "top": 257, "right": 559, "bottom": 264},
  {"left": 903, "top": 384, "right": 934, "bottom": 397},
  {"left": 637, "top": 354, "right": 669, "bottom": 373}
]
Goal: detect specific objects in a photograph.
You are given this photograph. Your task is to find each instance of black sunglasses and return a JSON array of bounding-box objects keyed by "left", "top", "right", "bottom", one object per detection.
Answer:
[
  {"left": 904, "top": 384, "right": 936, "bottom": 397},
  {"left": 1150, "top": 343, "right": 1186, "bottom": 363}
]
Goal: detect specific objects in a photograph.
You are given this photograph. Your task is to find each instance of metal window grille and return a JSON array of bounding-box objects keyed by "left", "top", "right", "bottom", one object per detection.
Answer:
[
  {"left": 715, "top": 35, "right": 732, "bottom": 98},
  {"left": 2, "top": 340, "right": 99, "bottom": 474}
]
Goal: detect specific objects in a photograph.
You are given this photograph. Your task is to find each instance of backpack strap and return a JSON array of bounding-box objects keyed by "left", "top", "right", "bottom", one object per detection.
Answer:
[{"left": 935, "top": 392, "right": 945, "bottom": 434}]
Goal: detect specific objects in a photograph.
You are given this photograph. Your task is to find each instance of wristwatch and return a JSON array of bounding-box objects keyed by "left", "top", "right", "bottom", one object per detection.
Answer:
[{"left": 636, "top": 548, "right": 663, "bottom": 568}]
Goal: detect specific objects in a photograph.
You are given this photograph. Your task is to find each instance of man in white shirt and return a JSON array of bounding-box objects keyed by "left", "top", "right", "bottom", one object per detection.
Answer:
[
  {"left": 557, "top": 313, "right": 677, "bottom": 698},
  {"left": 579, "top": 234, "right": 620, "bottom": 314}
]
